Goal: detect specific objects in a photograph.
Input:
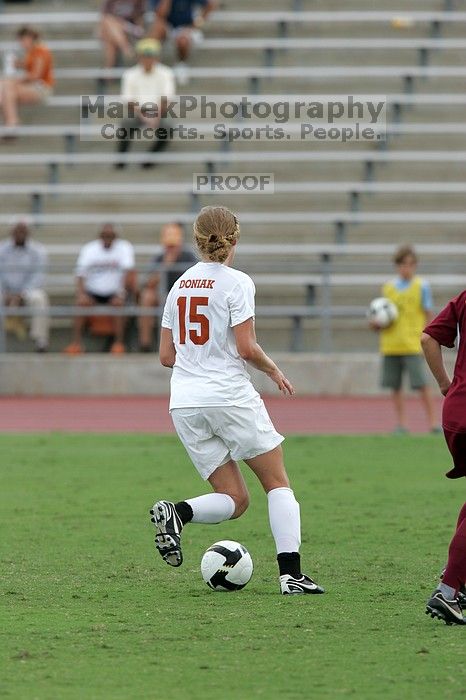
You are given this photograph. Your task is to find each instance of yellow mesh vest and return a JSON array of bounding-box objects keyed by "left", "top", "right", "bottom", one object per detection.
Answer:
[{"left": 380, "top": 276, "right": 425, "bottom": 355}]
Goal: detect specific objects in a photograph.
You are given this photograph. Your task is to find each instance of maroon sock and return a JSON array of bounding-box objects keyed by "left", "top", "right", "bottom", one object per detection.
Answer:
[
  {"left": 443, "top": 511, "right": 466, "bottom": 594},
  {"left": 456, "top": 502, "right": 466, "bottom": 530}
]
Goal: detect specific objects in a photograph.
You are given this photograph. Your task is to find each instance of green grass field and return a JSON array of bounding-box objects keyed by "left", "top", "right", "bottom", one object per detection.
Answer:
[{"left": 2, "top": 433, "right": 466, "bottom": 700}]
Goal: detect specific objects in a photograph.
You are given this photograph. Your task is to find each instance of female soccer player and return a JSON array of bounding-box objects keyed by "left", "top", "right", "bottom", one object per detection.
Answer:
[
  {"left": 150, "top": 206, "right": 324, "bottom": 595},
  {"left": 422, "top": 291, "right": 466, "bottom": 624}
]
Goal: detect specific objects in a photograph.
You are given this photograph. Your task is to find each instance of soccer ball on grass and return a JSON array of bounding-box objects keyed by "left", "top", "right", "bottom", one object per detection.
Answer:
[{"left": 201, "top": 540, "right": 253, "bottom": 591}]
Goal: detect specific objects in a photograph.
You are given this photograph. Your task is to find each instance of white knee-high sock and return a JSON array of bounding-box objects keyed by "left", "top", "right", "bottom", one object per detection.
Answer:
[
  {"left": 267, "top": 487, "right": 301, "bottom": 554},
  {"left": 186, "top": 493, "right": 235, "bottom": 524}
]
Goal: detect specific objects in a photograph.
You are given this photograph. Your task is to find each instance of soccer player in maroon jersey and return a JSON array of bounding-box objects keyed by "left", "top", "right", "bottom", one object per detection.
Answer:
[{"left": 421, "top": 290, "right": 466, "bottom": 624}]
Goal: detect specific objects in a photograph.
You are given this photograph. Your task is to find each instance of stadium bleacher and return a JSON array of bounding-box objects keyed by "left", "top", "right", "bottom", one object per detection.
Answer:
[{"left": 1, "top": 0, "right": 466, "bottom": 353}]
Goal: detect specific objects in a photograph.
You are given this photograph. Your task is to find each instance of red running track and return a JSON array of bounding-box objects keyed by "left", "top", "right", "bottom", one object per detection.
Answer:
[{"left": 0, "top": 395, "right": 443, "bottom": 434}]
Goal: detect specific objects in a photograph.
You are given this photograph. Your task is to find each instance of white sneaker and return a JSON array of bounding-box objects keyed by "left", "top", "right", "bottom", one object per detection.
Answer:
[
  {"left": 280, "top": 574, "right": 325, "bottom": 595},
  {"left": 174, "top": 61, "right": 190, "bottom": 86}
]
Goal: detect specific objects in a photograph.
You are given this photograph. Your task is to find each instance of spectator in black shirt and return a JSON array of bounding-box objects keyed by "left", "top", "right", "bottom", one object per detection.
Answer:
[
  {"left": 149, "top": 0, "right": 217, "bottom": 85},
  {"left": 138, "top": 221, "right": 197, "bottom": 351}
]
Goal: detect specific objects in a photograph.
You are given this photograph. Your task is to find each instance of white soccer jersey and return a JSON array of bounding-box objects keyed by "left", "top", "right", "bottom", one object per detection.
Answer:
[{"left": 161, "top": 261, "right": 259, "bottom": 409}]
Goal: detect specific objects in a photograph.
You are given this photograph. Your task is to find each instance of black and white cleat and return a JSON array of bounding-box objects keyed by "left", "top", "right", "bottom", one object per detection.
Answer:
[
  {"left": 280, "top": 574, "right": 325, "bottom": 595},
  {"left": 439, "top": 568, "right": 466, "bottom": 607},
  {"left": 150, "top": 500, "right": 184, "bottom": 567},
  {"left": 426, "top": 591, "right": 466, "bottom": 626}
]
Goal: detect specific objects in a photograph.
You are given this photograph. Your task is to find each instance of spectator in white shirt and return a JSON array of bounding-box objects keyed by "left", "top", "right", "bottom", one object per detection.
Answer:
[
  {"left": 116, "top": 38, "right": 176, "bottom": 168},
  {"left": 0, "top": 218, "right": 49, "bottom": 352},
  {"left": 64, "top": 224, "right": 137, "bottom": 355}
]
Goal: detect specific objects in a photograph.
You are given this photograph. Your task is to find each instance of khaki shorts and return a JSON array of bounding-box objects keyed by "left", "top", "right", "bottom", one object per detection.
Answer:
[
  {"left": 171, "top": 396, "right": 284, "bottom": 480},
  {"left": 381, "top": 354, "right": 427, "bottom": 391},
  {"left": 170, "top": 26, "right": 204, "bottom": 46},
  {"left": 32, "top": 81, "right": 53, "bottom": 101}
]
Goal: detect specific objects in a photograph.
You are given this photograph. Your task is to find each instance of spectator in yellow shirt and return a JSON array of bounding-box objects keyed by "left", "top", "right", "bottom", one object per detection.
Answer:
[{"left": 371, "top": 245, "right": 439, "bottom": 433}]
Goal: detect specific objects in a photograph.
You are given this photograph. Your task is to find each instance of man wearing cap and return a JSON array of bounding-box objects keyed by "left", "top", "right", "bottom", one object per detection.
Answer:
[
  {"left": 0, "top": 218, "right": 49, "bottom": 352},
  {"left": 116, "top": 38, "right": 176, "bottom": 167},
  {"left": 138, "top": 222, "right": 197, "bottom": 351}
]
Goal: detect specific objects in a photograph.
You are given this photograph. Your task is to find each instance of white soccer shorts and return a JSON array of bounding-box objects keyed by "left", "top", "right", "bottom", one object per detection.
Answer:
[{"left": 171, "top": 396, "right": 284, "bottom": 480}]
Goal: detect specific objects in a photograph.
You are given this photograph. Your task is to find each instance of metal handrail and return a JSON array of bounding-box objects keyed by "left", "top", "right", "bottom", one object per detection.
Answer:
[{"left": 0, "top": 303, "right": 368, "bottom": 354}]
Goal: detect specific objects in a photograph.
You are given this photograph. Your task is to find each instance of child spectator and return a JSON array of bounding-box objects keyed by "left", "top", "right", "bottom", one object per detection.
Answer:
[
  {"left": 64, "top": 224, "right": 137, "bottom": 355},
  {"left": 370, "top": 245, "right": 439, "bottom": 433},
  {"left": 0, "top": 26, "right": 54, "bottom": 135},
  {"left": 0, "top": 218, "right": 49, "bottom": 352}
]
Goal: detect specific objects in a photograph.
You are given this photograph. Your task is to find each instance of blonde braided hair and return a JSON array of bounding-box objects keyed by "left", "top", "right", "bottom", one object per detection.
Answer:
[{"left": 193, "top": 206, "right": 240, "bottom": 263}]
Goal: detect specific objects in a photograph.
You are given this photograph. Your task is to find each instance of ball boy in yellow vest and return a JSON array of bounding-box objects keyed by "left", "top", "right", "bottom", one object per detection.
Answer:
[{"left": 373, "top": 245, "right": 439, "bottom": 433}]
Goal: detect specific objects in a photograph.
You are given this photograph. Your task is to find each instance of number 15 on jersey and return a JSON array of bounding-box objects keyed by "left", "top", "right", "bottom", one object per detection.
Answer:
[{"left": 177, "top": 296, "right": 210, "bottom": 345}]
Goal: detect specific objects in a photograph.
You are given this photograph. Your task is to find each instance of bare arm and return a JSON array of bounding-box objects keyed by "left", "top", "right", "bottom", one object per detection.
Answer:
[
  {"left": 155, "top": 0, "right": 172, "bottom": 20},
  {"left": 124, "top": 268, "right": 138, "bottom": 297},
  {"left": 421, "top": 332, "right": 451, "bottom": 396},
  {"left": 195, "top": 0, "right": 218, "bottom": 26},
  {"left": 21, "top": 55, "right": 45, "bottom": 83},
  {"left": 145, "top": 272, "right": 160, "bottom": 291},
  {"left": 159, "top": 327, "right": 176, "bottom": 367},
  {"left": 76, "top": 276, "right": 92, "bottom": 304},
  {"left": 233, "top": 318, "right": 294, "bottom": 396},
  {"left": 425, "top": 309, "right": 434, "bottom": 324},
  {"left": 77, "top": 277, "right": 85, "bottom": 295}
]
